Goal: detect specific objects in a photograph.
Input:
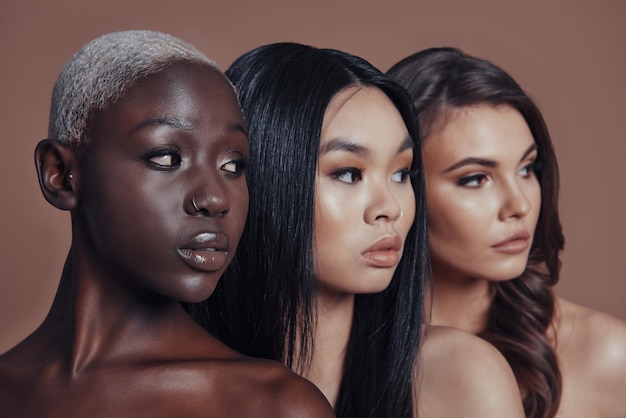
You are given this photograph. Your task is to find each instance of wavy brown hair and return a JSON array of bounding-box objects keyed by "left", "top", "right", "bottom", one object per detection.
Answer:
[{"left": 388, "top": 47, "right": 564, "bottom": 418}]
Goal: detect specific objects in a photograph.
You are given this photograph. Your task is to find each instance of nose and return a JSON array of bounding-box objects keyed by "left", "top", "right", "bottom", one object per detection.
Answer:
[
  {"left": 364, "top": 180, "right": 403, "bottom": 224},
  {"left": 498, "top": 178, "right": 531, "bottom": 221},
  {"left": 185, "top": 173, "right": 230, "bottom": 217}
]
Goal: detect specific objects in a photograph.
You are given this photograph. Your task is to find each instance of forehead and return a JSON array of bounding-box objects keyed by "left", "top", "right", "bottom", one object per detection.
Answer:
[
  {"left": 90, "top": 62, "right": 243, "bottom": 136},
  {"left": 424, "top": 105, "right": 535, "bottom": 162},
  {"left": 116, "top": 62, "right": 238, "bottom": 111},
  {"left": 320, "top": 86, "right": 408, "bottom": 144}
]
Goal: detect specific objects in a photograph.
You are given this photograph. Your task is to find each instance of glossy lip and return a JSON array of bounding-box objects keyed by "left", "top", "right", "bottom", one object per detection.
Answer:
[
  {"left": 491, "top": 230, "right": 531, "bottom": 254},
  {"left": 361, "top": 235, "right": 403, "bottom": 268},
  {"left": 177, "top": 232, "right": 230, "bottom": 272}
]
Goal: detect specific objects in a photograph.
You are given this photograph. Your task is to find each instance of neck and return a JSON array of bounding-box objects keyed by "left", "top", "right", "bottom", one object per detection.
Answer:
[
  {"left": 40, "top": 246, "right": 198, "bottom": 376},
  {"left": 303, "top": 290, "right": 354, "bottom": 407},
  {"left": 428, "top": 268, "right": 493, "bottom": 335}
]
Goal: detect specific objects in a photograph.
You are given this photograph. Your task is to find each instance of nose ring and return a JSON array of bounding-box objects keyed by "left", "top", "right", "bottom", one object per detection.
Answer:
[{"left": 192, "top": 197, "right": 200, "bottom": 213}]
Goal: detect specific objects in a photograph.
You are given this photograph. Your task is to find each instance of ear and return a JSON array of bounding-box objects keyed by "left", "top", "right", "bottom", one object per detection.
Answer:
[{"left": 34, "top": 139, "right": 79, "bottom": 210}]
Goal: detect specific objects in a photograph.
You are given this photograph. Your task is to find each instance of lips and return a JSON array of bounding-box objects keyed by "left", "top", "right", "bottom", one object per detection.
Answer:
[
  {"left": 491, "top": 230, "right": 531, "bottom": 254},
  {"left": 361, "top": 235, "right": 403, "bottom": 268},
  {"left": 177, "top": 232, "right": 230, "bottom": 272}
]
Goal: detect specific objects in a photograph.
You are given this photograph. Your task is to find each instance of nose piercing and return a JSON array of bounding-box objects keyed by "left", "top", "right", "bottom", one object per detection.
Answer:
[{"left": 192, "top": 197, "right": 200, "bottom": 212}]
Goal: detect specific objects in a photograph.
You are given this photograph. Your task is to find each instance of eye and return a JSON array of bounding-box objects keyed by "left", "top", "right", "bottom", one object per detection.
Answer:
[
  {"left": 143, "top": 148, "right": 182, "bottom": 168},
  {"left": 519, "top": 159, "right": 541, "bottom": 178},
  {"left": 330, "top": 168, "right": 362, "bottom": 184},
  {"left": 457, "top": 173, "right": 488, "bottom": 188},
  {"left": 391, "top": 167, "right": 415, "bottom": 183},
  {"left": 221, "top": 157, "right": 248, "bottom": 177}
]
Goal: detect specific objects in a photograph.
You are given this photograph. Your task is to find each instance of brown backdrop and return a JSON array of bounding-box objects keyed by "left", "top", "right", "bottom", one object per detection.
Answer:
[{"left": 1, "top": 0, "right": 624, "bottom": 352}]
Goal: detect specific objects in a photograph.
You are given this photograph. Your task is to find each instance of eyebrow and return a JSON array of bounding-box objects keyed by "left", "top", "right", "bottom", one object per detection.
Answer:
[
  {"left": 228, "top": 122, "right": 248, "bottom": 137},
  {"left": 129, "top": 118, "right": 247, "bottom": 137},
  {"left": 443, "top": 143, "right": 538, "bottom": 173},
  {"left": 130, "top": 118, "right": 194, "bottom": 134},
  {"left": 318, "top": 135, "right": 414, "bottom": 156}
]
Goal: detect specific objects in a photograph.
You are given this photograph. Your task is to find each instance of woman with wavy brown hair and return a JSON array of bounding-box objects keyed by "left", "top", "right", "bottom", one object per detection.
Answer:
[{"left": 388, "top": 47, "right": 626, "bottom": 418}]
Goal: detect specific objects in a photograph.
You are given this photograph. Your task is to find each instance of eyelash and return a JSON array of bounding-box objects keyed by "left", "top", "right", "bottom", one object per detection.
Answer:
[
  {"left": 143, "top": 147, "right": 182, "bottom": 169},
  {"left": 143, "top": 148, "right": 248, "bottom": 179},
  {"left": 392, "top": 168, "right": 419, "bottom": 183},
  {"left": 520, "top": 160, "right": 542, "bottom": 177},
  {"left": 330, "top": 167, "right": 416, "bottom": 184},
  {"left": 331, "top": 167, "right": 362, "bottom": 183},
  {"left": 457, "top": 173, "right": 487, "bottom": 187},
  {"left": 457, "top": 160, "right": 541, "bottom": 187},
  {"left": 221, "top": 157, "right": 248, "bottom": 177}
]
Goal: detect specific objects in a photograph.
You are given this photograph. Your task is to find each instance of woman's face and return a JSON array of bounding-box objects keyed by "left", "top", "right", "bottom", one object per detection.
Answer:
[
  {"left": 423, "top": 104, "right": 541, "bottom": 283},
  {"left": 78, "top": 62, "right": 249, "bottom": 303},
  {"left": 313, "top": 86, "right": 416, "bottom": 296}
]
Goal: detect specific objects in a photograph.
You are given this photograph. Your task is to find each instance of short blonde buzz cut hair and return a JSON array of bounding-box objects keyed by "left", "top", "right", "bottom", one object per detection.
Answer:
[{"left": 48, "top": 30, "right": 219, "bottom": 149}]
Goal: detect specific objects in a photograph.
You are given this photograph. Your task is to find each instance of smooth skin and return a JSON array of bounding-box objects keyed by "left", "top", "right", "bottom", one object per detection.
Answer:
[
  {"left": 425, "top": 104, "right": 626, "bottom": 417},
  {"left": 306, "top": 85, "right": 415, "bottom": 406},
  {"left": 418, "top": 325, "right": 526, "bottom": 417},
  {"left": 0, "top": 63, "right": 334, "bottom": 418},
  {"left": 305, "top": 86, "right": 524, "bottom": 417}
]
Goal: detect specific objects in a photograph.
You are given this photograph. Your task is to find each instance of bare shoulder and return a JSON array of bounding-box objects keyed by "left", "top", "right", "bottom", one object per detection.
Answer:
[
  {"left": 0, "top": 337, "right": 334, "bottom": 417},
  {"left": 239, "top": 358, "right": 335, "bottom": 418},
  {"left": 555, "top": 297, "right": 626, "bottom": 416},
  {"left": 152, "top": 328, "right": 334, "bottom": 417},
  {"left": 556, "top": 297, "right": 626, "bottom": 365},
  {"left": 199, "top": 356, "right": 334, "bottom": 417},
  {"left": 417, "top": 325, "right": 524, "bottom": 418}
]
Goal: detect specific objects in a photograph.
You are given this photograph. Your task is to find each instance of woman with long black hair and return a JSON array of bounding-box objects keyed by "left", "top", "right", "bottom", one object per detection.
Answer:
[{"left": 190, "top": 42, "right": 524, "bottom": 417}]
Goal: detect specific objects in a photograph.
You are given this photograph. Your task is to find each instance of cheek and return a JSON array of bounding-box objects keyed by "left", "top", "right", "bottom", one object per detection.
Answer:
[
  {"left": 313, "top": 190, "right": 359, "bottom": 282},
  {"left": 120, "top": 193, "right": 179, "bottom": 247},
  {"left": 314, "top": 205, "right": 341, "bottom": 251},
  {"left": 317, "top": 187, "right": 348, "bottom": 216},
  {"left": 314, "top": 183, "right": 354, "bottom": 235},
  {"left": 137, "top": 181, "right": 181, "bottom": 224},
  {"left": 426, "top": 189, "right": 488, "bottom": 246}
]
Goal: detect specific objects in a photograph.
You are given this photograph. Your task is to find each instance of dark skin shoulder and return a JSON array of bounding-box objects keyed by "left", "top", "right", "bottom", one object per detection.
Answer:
[
  {"left": 0, "top": 317, "right": 333, "bottom": 417},
  {"left": 198, "top": 356, "right": 335, "bottom": 417}
]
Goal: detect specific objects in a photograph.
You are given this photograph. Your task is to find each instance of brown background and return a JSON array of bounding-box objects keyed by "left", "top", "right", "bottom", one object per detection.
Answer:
[{"left": 1, "top": 0, "right": 624, "bottom": 353}]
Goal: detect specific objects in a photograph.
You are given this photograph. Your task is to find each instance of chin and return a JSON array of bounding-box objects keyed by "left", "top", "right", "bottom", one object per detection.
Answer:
[
  {"left": 174, "top": 277, "right": 221, "bottom": 303},
  {"left": 485, "top": 267, "right": 528, "bottom": 282},
  {"left": 318, "top": 275, "right": 394, "bottom": 297},
  {"left": 357, "top": 276, "right": 395, "bottom": 294}
]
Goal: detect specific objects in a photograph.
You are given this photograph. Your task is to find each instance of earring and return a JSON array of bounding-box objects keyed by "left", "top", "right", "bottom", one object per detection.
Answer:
[
  {"left": 192, "top": 197, "right": 200, "bottom": 212},
  {"left": 67, "top": 173, "right": 74, "bottom": 180}
]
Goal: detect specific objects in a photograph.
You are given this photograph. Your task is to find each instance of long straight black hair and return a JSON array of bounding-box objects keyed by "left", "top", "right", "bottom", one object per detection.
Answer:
[
  {"left": 388, "top": 47, "right": 564, "bottom": 418},
  {"left": 186, "top": 42, "right": 428, "bottom": 418}
]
